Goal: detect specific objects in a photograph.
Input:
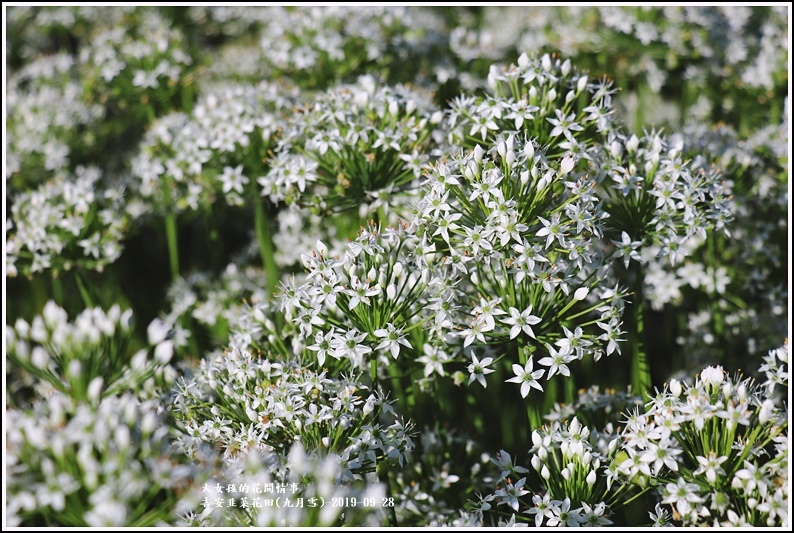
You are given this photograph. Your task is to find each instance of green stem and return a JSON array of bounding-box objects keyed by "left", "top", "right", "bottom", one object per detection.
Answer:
[
  {"left": 74, "top": 271, "right": 94, "bottom": 308},
  {"left": 630, "top": 266, "right": 651, "bottom": 398},
  {"left": 378, "top": 465, "right": 398, "bottom": 527},
  {"left": 181, "top": 82, "right": 194, "bottom": 114},
  {"left": 51, "top": 274, "right": 63, "bottom": 307},
  {"left": 165, "top": 212, "right": 180, "bottom": 282},
  {"left": 254, "top": 201, "right": 278, "bottom": 297}
]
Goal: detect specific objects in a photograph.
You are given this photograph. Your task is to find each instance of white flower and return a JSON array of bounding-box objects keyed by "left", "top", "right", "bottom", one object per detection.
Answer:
[
  {"left": 506, "top": 356, "right": 544, "bottom": 397},
  {"left": 699, "top": 365, "right": 725, "bottom": 389},
  {"left": 538, "top": 344, "right": 576, "bottom": 379},
  {"left": 344, "top": 276, "right": 381, "bottom": 310},
  {"left": 219, "top": 165, "right": 249, "bottom": 195},
  {"left": 661, "top": 478, "right": 704, "bottom": 518},
  {"left": 494, "top": 477, "right": 528, "bottom": 512},
  {"left": 467, "top": 351, "right": 495, "bottom": 388},
  {"left": 501, "top": 305, "right": 542, "bottom": 340},
  {"left": 373, "top": 323, "right": 411, "bottom": 359}
]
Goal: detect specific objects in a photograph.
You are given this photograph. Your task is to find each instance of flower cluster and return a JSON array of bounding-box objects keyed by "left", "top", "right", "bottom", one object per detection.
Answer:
[
  {"left": 619, "top": 359, "right": 789, "bottom": 526},
  {"left": 171, "top": 345, "right": 414, "bottom": 475},
  {"left": 447, "top": 52, "right": 614, "bottom": 154},
  {"left": 416, "top": 133, "right": 625, "bottom": 394},
  {"left": 6, "top": 301, "right": 175, "bottom": 405},
  {"left": 594, "top": 129, "right": 734, "bottom": 269},
  {"left": 463, "top": 7, "right": 788, "bottom": 130},
  {"left": 648, "top": 115, "right": 788, "bottom": 371},
  {"left": 130, "top": 81, "right": 296, "bottom": 215},
  {"left": 6, "top": 53, "right": 104, "bottom": 187},
  {"left": 474, "top": 417, "right": 636, "bottom": 527},
  {"left": 278, "top": 222, "right": 452, "bottom": 388},
  {"left": 5, "top": 6, "right": 134, "bottom": 65},
  {"left": 6, "top": 392, "right": 200, "bottom": 526},
  {"left": 7, "top": 166, "right": 131, "bottom": 277},
  {"left": 262, "top": 78, "right": 443, "bottom": 218},
  {"left": 79, "top": 10, "right": 195, "bottom": 120},
  {"left": 257, "top": 6, "right": 446, "bottom": 90}
]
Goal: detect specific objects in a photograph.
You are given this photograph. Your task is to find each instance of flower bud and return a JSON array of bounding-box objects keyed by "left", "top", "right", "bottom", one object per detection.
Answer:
[
  {"left": 87, "top": 377, "right": 103, "bottom": 403},
  {"left": 626, "top": 134, "right": 640, "bottom": 154},
  {"left": 497, "top": 140, "right": 507, "bottom": 159},
  {"left": 473, "top": 145, "right": 485, "bottom": 165},
  {"left": 574, "top": 287, "right": 590, "bottom": 301},
  {"left": 155, "top": 341, "right": 174, "bottom": 364},
  {"left": 529, "top": 86, "right": 538, "bottom": 103},
  {"left": 67, "top": 359, "right": 82, "bottom": 379},
  {"left": 586, "top": 470, "right": 597, "bottom": 485},
  {"left": 541, "top": 464, "right": 551, "bottom": 480},
  {"left": 560, "top": 155, "right": 575, "bottom": 175},
  {"left": 610, "top": 140, "right": 622, "bottom": 159},
  {"left": 30, "top": 346, "right": 50, "bottom": 369},
  {"left": 759, "top": 399, "right": 775, "bottom": 424},
  {"left": 14, "top": 318, "right": 30, "bottom": 339},
  {"left": 577, "top": 75, "right": 588, "bottom": 94},
  {"left": 608, "top": 438, "right": 619, "bottom": 453},
  {"left": 147, "top": 318, "right": 170, "bottom": 345},
  {"left": 115, "top": 425, "right": 131, "bottom": 450},
  {"left": 505, "top": 151, "right": 516, "bottom": 169},
  {"left": 565, "top": 90, "right": 576, "bottom": 104},
  {"left": 30, "top": 316, "right": 48, "bottom": 343},
  {"left": 547, "top": 88, "right": 558, "bottom": 102},
  {"left": 487, "top": 65, "right": 500, "bottom": 91},
  {"left": 538, "top": 446, "right": 548, "bottom": 461},
  {"left": 669, "top": 378, "right": 682, "bottom": 397},
  {"left": 561, "top": 467, "right": 571, "bottom": 480},
  {"left": 524, "top": 141, "right": 535, "bottom": 160},
  {"left": 700, "top": 365, "right": 725, "bottom": 389},
  {"left": 131, "top": 353, "right": 152, "bottom": 377}
]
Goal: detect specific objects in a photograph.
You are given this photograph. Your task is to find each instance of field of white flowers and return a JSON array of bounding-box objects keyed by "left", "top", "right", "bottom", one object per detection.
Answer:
[{"left": 4, "top": 5, "right": 791, "bottom": 528}]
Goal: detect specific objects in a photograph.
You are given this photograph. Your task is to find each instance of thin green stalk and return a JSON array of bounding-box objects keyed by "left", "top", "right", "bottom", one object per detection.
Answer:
[
  {"left": 254, "top": 201, "right": 278, "bottom": 297},
  {"left": 51, "top": 274, "right": 63, "bottom": 307},
  {"left": 74, "top": 271, "right": 94, "bottom": 308},
  {"left": 629, "top": 267, "right": 651, "bottom": 398},
  {"left": 165, "top": 212, "right": 180, "bottom": 282}
]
